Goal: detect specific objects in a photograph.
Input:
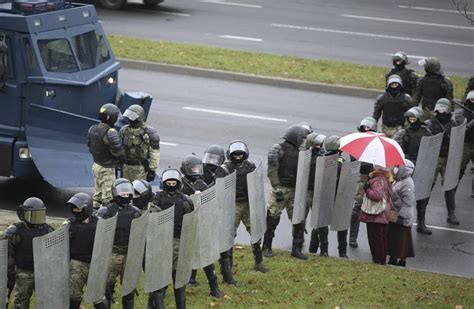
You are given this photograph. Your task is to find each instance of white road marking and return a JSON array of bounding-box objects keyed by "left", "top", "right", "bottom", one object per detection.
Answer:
[
  {"left": 398, "top": 5, "right": 474, "bottom": 15},
  {"left": 201, "top": 0, "right": 262, "bottom": 8},
  {"left": 341, "top": 14, "right": 473, "bottom": 30},
  {"left": 161, "top": 142, "right": 179, "bottom": 146},
  {"left": 383, "top": 53, "right": 426, "bottom": 60},
  {"left": 218, "top": 35, "right": 263, "bottom": 42},
  {"left": 414, "top": 223, "right": 474, "bottom": 235},
  {"left": 160, "top": 11, "right": 191, "bottom": 17},
  {"left": 182, "top": 106, "right": 287, "bottom": 122},
  {"left": 271, "top": 23, "right": 474, "bottom": 48}
]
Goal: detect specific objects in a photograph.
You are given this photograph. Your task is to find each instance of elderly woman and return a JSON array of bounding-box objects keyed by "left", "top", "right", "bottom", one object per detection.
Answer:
[
  {"left": 387, "top": 160, "right": 416, "bottom": 267},
  {"left": 359, "top": 165, "right": 393, "bottom": 265}
]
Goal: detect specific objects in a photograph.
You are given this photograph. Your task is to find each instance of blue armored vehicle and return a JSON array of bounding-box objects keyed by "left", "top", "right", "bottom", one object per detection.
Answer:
[{"left": 0, "top": 0, "right": 152, "bottom": 186}]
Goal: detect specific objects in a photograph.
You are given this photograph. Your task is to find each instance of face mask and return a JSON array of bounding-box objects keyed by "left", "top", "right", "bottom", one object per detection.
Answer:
[
  {"left": 73, "top": 210, "right": 89, "bottom": 222},
  {"left": 163, "top": 183, "right": 178, "bottom": 194},
  {"left": 436, "top": 113, "right": 451, "bottom": 122},
  {"left": 387, "top": 86, "right": 401, "bottom": 97},
  {"left": 116, "top": 196, "right": 132, "bottom": 206},
  {"left": 393, "top": 61, "right": 405, "bottom": 70},
  {"left": 129, "top": 120, "right": 141, "bottom": 128},
  {"left": 409, "top": 120, "right": 421, "bottom": 129},
  {"left": 133, "top": 196, "right": 148, "bottom": 209}
]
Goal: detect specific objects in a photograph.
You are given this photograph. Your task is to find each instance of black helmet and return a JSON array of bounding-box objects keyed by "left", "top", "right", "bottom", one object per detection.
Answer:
[
  {"left": 66, "top": 192, "right": 93, "bottom": 216},
  {"left": 419, "top": 57, "right": 441, "bottom": 74},
  {"left": 466, "top": 90, "right": 474, "bottom": 106},
  {"left": 392, "top": 51, "right": 409, "bottom": 64},
  {"left": 161, "top": 168, "right": 183, "bottom": 193},
  {"left": 298, "top": 122, "right": 314, "bottom": 134},
  {"left": 111, "top": 178, "right": 134, "bottom": 205},
  {"left": 181, "top": 155, "right": 204, "bottom": 177},
  {"left": 203, "top": 145, "right": 226, "bottom": 167},
  {"left": 99, "top": 103, "right": 120, "bottom": 126},
  {"left": 132, "top": 179, "right": 154, "bottom": 209},
  {"left": 404, "top": 106, "right": 423, "bottom": 120},
  {"left": 305, "top": 133, "right": 327, "bottom": 148},
  {"left": 323, "top": 135, "right": 340, "bottom": 152},
  {"left": 226, "top": 140, "right": 249, "bottom": 161},
  {"left": 17, "top": 197, "right": 46, "bottom": 225},
  {"left": 284, "top": 124, "right": 308, "bottom": 147}
]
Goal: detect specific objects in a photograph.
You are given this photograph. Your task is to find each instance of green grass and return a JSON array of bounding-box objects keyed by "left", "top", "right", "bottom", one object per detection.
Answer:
[
  {"left": 78, "top": 246, "right": 473, "bottom": 308},
  {"left": 109, "top": 35, "right": 469, "bottom": 99}
]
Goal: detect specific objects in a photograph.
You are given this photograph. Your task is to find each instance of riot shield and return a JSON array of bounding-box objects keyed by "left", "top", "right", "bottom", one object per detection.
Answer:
[
  {"left": 144, "top": 207, "right": 174, "bottom": 293},
  {"left": 413, "top": 133, "right": 443, "bottom": 200},
  {"left": 292, "top": 149, "right": 312, "bottom": 225},
  {"left": 26, "top": 104, "right": 98, "bottom": 187},
  {"left": 33, "top": 225, "right": 69, "bottom": 309},
  {"left": 216, "top": 172, "right": 236, "bottom": 253},
  {"left": 330, "top": 161, "right": 361, "bottom": 231},
  {"left": 247, "top": 161, "right": 267, "bottom": 244},
  {"left": 310, "top": 153, "right": 339, "bottom": 229},
  {"left": 191, "top": 187, "right": 220, "bottom": 269},
  {"left": 0, "top": 240, "right": 7, "bottom": 309},
  {"left": 121, "top": 210, "right": 149, "bottom": 297},
  {"left": 175, "top": 208, "right": 199, "bottom": 289},
  {"left": 85, "top": 215, "right": 117, "bottom": 304},
  {"left": 443, "top": 120, "right": 467, "bottom": 191}
]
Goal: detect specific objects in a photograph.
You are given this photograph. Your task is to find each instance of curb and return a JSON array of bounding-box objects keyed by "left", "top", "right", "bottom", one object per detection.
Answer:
[{"left": 118, "top": 58, "right": 382, "bottom": 99}]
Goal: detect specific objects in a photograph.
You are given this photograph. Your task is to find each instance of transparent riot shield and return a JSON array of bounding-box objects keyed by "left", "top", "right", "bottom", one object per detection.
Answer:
[
  {"left": 310, "top": 153, "right": 339, "bottom": 228},
  {"left": 216, "top": 172, "right": 236, "bottom": 253},
  {"left": 175, "top": 208, "right": 199, "bottom": 289},
  {"left": 85, "top": 215, "right": 117, "bottom": 304},
  {"left": 413, "top": 133, "right": 443, "bottom": 200},
  {"left": 191, "top": 187, "right": 220, "bottom": 269},
  {"left": 121, "top": 210, "right": 149, "bottom": 297},
  {"left": 144, "top": 207, "right": 174, "bottom": 293},
  {"left": 444, "top": 120, "right": 467, "bottom": 191},
  {"left": 292, "top": 149, "right": 312, "bottom": 225},
  {"left": 33, "top": 225, "right": 70, "bottom": 309},
  {"left": 247, "top": 161, "right": 267, "bottom": 244},
  {"left": 330, "top": 161, "right": 361, "bottom": 231}
]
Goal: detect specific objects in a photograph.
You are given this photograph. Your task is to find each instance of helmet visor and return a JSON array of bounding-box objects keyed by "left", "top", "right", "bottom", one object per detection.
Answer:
[
  {"left": 434, "top": 104, "right": 449, "bottom": 113},
  {"left": 132, "top": 181, "right": 148, "bottom": 195},
  {"left": 229, "top": 142, "right": 247, "bottom": 155},
  {"left": 66, "top": 196, "right": 87, "bottom": 209},
  {"left": 162, "top": 169, "right": 181, "bottom": 183},
  {"left": 115, "top": 182, "right": 134, "bottom": 196},
  {"left": 24, "top": 208, "right": 46, "bottom": 224},
  {"left": 188, "top": 164, "right": 203, "bottom": 176},
  {"left": 123, "top": 109, "right": 140, "bottom": 121},
  {"left": 203, "top": 152, "right": 223, "bottom": 166}
]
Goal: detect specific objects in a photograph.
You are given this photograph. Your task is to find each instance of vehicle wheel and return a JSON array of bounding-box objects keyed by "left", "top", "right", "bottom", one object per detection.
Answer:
[
  {"left": 99, "top": 0, "right": 126, "bottom": 10},
  {"left": 143, "top": 0, "right": 163, "bottom": 6}
]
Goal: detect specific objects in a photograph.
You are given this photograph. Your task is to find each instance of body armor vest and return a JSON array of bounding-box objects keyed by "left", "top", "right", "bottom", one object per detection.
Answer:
[
  {"left": 122, "top": 125, "right": 150, "bottom": 161},
  {"left": 387, "top": 68, "right": 416, "bottom": 96},
  {"left": 108, "top": 203, "right": 139, "bottom": 247},
  {"left": 307, "top": 149, "right": 319, "bottom": 190},
  {"left": 15, "top": 223, "right": 51, "bottom": 270},
  {"left": 380, "top": 93, "right": 410, "bottom": 126},
  {"left": 69, "top": 217, "right": 98, "bottom": 263},
  {"left": 182, "top": 177, "right": 208, "bottom": 196},
  {"left": 278, "top": 141, "right": 299, "bottom": 187},
  {"left": 420, "top": 75, "right": 450, "bottom": 110},
  {"left": 154, "top": 192, "right": 188, "bottom": 238},
  {"left": 225, "top": 160, "right": 254, "bottom": 201},
  {"left": 403, "top": 126, "right": 431, "bottom": 161},
  {"left": 88, "top": 123, "right": 115, "bottom": 166},
  {"left": 429, "top": 119, "right": 457, "bottom": 158},
  {"left": 203, "top": 165, "right": 228, "bottom": 186}
]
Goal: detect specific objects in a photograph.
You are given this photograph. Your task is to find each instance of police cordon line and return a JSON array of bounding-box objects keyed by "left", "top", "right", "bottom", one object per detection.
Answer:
[{"left": 2, "top": 53, "right": 473, "bottom": 308}]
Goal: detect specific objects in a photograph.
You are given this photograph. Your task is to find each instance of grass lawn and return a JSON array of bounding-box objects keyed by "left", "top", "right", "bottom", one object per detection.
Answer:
[{"left": 109, "top": 35, "right": 470, "bottom": 100}]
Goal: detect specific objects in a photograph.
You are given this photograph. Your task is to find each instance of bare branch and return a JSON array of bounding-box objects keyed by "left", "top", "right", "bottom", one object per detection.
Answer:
[{"left": 450, "top": 0, "right": 474, "bottom": 25}]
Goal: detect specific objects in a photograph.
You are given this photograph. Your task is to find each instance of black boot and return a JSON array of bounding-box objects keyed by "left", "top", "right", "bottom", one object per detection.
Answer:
[
  {"left": 189, "top": 269, "right": 198, "bottom": 286},
  {"left": 309, "top": 229, "right": 319, "bottom": 253},
  {"left": 219, "top": 251, "right": 237, "bottom": 285},
  {"left": 387, "top": 256, "right": 398, "bottom": 265},
  {"left": 148, "top": 289, "right": 166, "bottom": 309},
  {"left": 318, "top": 227, "right": 329, "bottom": 257},
  {"left": 398, "top": 260, "right": 406, "bottom": 267},
  {"left": 252, "top": 242, "right": 269, "bottom": 273},
  {"left": 337, "top": 230, "right": 348, "bottom": 258},
  {"left": 416, "top": 199, "right": 432, "bottom": 234},
  {"left": 263, "top": 214, "right": 280, "bottom": 258},
  {"left": 174, "top": 287, "right": 186, "bottom": 309},
  {"left": 445, "top": 188, "right": 460, "bottom": 225},
  {"left": 204, "top": 264, "right": 222, "bottom": 298},
  {"left": 70, "top": 299, "right": 81, "bottom": 309},
  {"left": 94, "top": 299, "right": 109, "bottom": 309},
  {"left": 229, "top": 247, "right": 234, "bottom": 268},
  {"left": 121, "top": 293, "right": 134, "bottom": 309},
  {"left": 105, "top": 283, "right": 115, "bottom": 309},
  {"left": 291, "top": 223, "right": 308, "bottom": 260},
  {"left": 349, "top": 206, "right": 360, "bottom": 248}
]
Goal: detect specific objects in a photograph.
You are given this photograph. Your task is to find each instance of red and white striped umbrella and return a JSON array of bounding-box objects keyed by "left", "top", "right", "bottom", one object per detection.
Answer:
[{"left": 339, "top": 132, "right": 405, "bottom": 167}]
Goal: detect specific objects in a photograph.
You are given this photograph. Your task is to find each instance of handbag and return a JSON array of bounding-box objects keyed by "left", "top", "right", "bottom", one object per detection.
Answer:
[
  {"left": 389, "top": 210, "right": 399, "bottom": 223},
  {"left": 361, "top": 194, "right": 387, "bottom": 215}
]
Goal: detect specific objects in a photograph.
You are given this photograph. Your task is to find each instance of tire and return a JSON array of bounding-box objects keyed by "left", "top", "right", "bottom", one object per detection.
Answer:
[
  {"left": 99, "top": 0, "right": 126, "bottom": 10},
  {"left": 143, "top": 0, "right": 163, "bottom": 6}
]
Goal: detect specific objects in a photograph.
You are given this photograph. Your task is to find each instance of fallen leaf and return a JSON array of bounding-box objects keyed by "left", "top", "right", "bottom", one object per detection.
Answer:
[
  {"left": 224, "top": 295, "right": 232, "bottom": 300},
  {"left": 258, "top": 299, "right": 269, "bottom": 304}
]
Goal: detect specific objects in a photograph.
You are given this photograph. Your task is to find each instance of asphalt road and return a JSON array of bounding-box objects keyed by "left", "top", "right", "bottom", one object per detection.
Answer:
[
  {"left": 1, "top": 68, "right": 472, "bottom": 277},
  {"left": 95, "top": 0, "right": 474, "bottom": 76}
]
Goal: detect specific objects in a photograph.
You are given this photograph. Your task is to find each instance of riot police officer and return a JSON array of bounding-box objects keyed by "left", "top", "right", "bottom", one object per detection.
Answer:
[
  {"left": 201, "top": 145, "right": 238, "bottom": 285},
  {"left": 149, "top": 169, "right": 193, "bottom": 309},
  {"left": 132, "top": 179, "right": 155, "bottom": 212},
  {"left": 373, "top": 75, "right": 413, "bottom": 138},
  {"left": 394, "top": 107, "right": 434, "bottom": 234},
  {"left": 87, "top": 103, "right": 125, "bottom": 208},
  {"left": 386, "top": 51, "right": 418, "bottom": 96},
  {"left": 263, "top": 124, "right": 309, "bottom": 260},
  {"left": 464, "top": 75, "right": 474, "bottom": 100},
  {"left": 349, "top": 117, "right": 376, "bottom": 248},
  {"left": 413, "top": 57, "right": 453, "bottom": 120},
  {"left": 180, "top": 155, "right": 222, "bottom": 298},
  {"left": 4, "top": 197, "right": 53, "bottom": 308},
  {"left": 224, "top": 141, "right": 269, "bottom": 273},
  {"left": 120, "top": 104, "right": 161, "bottom": 182},
  {"left": 66, "top": 193, "right": 107, "bottom": 309},
  {"left": 98, "top": 178, "right": 141, "bottom": 309}
]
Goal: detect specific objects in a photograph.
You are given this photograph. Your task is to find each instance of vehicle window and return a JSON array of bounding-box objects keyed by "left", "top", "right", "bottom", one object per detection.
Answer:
[
  {"left": 23, "top": 38, "right": 38, "bottom": 72},
  {"left": 37, "top": 39, "right": 78, "bottom": 73},
  {"left": 71, "top": 30, "right": 110, "bottom": 70}
]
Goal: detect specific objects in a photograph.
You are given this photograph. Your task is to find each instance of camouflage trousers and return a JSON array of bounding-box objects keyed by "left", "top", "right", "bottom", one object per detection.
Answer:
[
  {"left": 123, "top": 164, "right": 147, "bottom": 182},
  {"left": 267, "top": 186, "right": 295, "bottom": 220},
  {"left": 234, "top": 200, "right": 251, "bottom": 235},
  {"left": 433, "top": 156, "right": 448, "bottom": 186},
  {"left": 382, "top": 124, "right": 403, "bottom": 138},
  {"left": 172, "top": 238, "right": 180, "bottom": 271},
  {"left": 11, "top": 268, "right": 34, "bottom": 309},
  {"left": 461, "top": 143, "right": 474, "bottom": 177},
  {"left": 92, "top": 163, "right": 116, "bottom": 208},
  {"left": 69, "top": 259, "right": 90, "bottom": 302},
  {"left": 107, "top": 252, "right": 127, "bottom": 288}
]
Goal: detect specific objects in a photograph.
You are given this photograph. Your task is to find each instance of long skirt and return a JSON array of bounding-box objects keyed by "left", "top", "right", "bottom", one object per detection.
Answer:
[
  {"left": 366, "top": 223, "right": 388, "bottom": 265},
  {"left": 387, "top": 223, "right": 415, "bottom": 260}
]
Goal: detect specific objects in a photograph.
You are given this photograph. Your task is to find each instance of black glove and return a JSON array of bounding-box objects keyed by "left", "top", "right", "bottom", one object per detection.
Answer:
[
  {"left": 275, "top": 190, "right": 284, "bottom": 202},
  {"left": 147, "top": 170, "right": 156, "bottom": 182}
]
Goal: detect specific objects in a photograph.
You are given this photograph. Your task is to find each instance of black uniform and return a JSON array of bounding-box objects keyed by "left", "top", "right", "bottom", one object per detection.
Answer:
[
  {"left": 386, "top": 67, "right": 418, "bottom": 96},
  {"left": 413, "top": 74, "right": 453, "bottom": 112},
  {"left": 224, "top": 160, "right": 255, "bottom": 202}
]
